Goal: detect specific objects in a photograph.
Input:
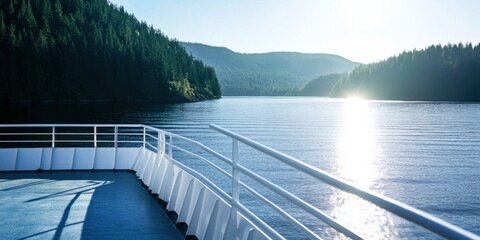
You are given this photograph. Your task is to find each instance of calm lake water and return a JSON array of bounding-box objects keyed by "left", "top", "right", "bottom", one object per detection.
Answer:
[{"left": 1, "top": 97, "right": 479, "bottom": 239}]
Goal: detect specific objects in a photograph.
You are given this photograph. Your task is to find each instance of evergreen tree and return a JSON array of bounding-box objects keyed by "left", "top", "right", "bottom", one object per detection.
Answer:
[
  {"left": 330, "top": 43, "right": 480, "bottom": 101},
  {"left": 0, "top": 0, "right": 221, "bottom": 103},
  {"left": 0, "top": 11, "right": 6, "bottom": 40}
]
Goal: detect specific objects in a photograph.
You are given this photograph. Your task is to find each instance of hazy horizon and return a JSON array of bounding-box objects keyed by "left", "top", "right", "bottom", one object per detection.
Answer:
[{"left": 108, "top": 0, "right": 480, "bottom": 64}]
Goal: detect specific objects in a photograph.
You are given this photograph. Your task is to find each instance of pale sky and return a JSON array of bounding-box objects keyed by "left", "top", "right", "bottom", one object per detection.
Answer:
[{"left": 108, "top": 0, "right": 480, "bottom": 63}]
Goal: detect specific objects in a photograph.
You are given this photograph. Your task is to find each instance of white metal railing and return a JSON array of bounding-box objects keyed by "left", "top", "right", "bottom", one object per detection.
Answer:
[
  {"left": 0, "top": 124, "right": 146, "bottom": 148},
  {"left": 208, "top": 124, "right": 480, "bottom": 240},
  {"left": 0, "top": 124, "right": 479, "bottom": 240}
]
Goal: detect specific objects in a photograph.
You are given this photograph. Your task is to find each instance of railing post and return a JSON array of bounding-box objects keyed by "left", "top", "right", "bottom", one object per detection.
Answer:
[
  {"left": 94, "top": 126, "right": 97, "bottom": 148},
  {"left": 230, "top": 139, "right": 240, "bottom": 232},
  {"left": 143, "top": 127, "right": 146, "bottom": 148},
  {"left": 114, "top": 126, "right": 118, "bottom": 148},
  {"left": 52, "top": 126, "right": 55, "bottom": 148},
  {"left": 168, "top": 135, "right": 173, "bottom": 161},
  {"left": 157, "top": 131, "right": 162, "bottom": 154},
  {"left": 232, "top": 139, "right": 240, "bottom": 203}
]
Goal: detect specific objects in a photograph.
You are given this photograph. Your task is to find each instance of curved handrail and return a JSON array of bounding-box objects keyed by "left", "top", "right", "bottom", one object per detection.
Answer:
[{"left": 209, "top": 123, "right": 480, "bottom": 240}]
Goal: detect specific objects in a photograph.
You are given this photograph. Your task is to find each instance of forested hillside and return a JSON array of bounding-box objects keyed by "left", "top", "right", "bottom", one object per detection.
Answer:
[
  {"left": 182, "top": 42, "right": 359, "bottom": 95},
  {"left": 299, "top": 74, "right": 343, "bottom": 96},
  {"left": 0, "top": 0, "right": 220, "bottom": 103},
  {"left": 330, "top": 43, "right": 480, "bottom": 101}
]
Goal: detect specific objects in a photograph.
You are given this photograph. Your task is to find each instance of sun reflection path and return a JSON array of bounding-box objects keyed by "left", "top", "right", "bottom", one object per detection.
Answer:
[
  {"left": 326, "top": 98, "right": 397, "bottom": 240},
  {"left": 338, "top": 98, "right": 376, "bottom": 185}
]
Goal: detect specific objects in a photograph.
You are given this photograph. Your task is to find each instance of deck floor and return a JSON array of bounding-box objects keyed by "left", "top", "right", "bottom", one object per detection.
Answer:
[{"left": 0, "top": 171, "right": 183, "bottom": 240}]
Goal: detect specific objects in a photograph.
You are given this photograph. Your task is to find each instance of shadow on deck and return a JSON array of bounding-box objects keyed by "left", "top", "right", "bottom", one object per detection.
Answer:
[{"left": 0, "top": 171, "right": 183, "bottom": 240}]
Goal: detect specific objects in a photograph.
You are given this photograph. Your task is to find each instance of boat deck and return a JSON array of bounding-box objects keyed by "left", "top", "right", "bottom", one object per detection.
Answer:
[{"left": 0, "top": 171, "right": 183, "bottom": 240}]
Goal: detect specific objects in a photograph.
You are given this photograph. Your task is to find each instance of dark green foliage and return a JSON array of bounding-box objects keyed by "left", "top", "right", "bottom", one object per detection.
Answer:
[
  {"left": 0, "top": 0, "right": 220, "bottom": 103},
  {"left": 182, "top": 42, "right": 359, "bottom": 96},
  {"left": 299, "top": 73, "right": 344, "bottom": 96},
  {"left": 330, "top": 43, "right": 480, "bottom": 101}
]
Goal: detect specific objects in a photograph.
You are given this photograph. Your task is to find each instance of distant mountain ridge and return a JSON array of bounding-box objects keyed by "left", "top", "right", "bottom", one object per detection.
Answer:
[{"left": 182, "top": 42, "right": 360, "bottom": 95}]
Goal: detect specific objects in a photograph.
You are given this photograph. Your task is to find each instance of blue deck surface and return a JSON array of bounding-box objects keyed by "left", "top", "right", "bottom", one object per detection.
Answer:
[{"left": 0, "top": 171, "right": 183, "bottom": 240}]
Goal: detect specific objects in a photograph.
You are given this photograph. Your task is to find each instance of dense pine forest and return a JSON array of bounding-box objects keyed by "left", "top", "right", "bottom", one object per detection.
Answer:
[
  {"left": 330, "top": 43, "right": 480, "bottom": 101},
  {"left": 0, "top": 0, "right": 221, "bottom": 103},
  {"left": 182, "top": 42, "right": 359, "bottom": 96}
]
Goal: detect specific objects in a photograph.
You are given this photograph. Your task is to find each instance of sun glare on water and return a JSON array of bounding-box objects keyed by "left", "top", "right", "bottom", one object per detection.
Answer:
[
  {"left": 338, "top": 97, "right": 375, "bottom": 185},
  {"left": 325, "top": 97, "right": 397, "bottom": 239},
  {"left": 337, "top": 97, "right": 377, "bottom": 187}
]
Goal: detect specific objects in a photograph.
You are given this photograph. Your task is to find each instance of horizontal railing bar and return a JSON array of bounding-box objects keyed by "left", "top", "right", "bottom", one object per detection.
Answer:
[
  {"left": 239, "top": 181, "right": 321, "bottom": 239},
  {"left": 167, "top": 135, "right": 233, "bottom": 165},
  {"left": 233, "top": 201, "right": 285, "bottom": 240},
  {"left": 54, "top": 133, "right": 95, "bottom": 136},
  {"left": 0, "top": 140, "right": 93, "bottom": 143},
  {"left": 116, "top": 133, "right": 144, "bottom": 136},
  {"left": 116, "top": 140, "right": 144, "bottom": 143},
  {"left": 0, "top": 140, "right": 51, "bottom": 143},
  {"left": 0, "top": 133, "right": 141, "bottom": 137},
  {"left": 170, "top": 145, "right": 232, "bottom": 180},
  {"left": 54, "top": 140, "right": 141, "bottom": 143},
  {"left": 0, "top": 140, "right": 145, "bottom": 144},
  {"left": 0, "top": 140, "right": 131, "bottom": 144},
  {"left": 55, "top": 133, "right": 142, "bottom": 136},
  {"left": 210, "top": 124, "right": 480, "bottom": 240},
  {"left": 145, "top": 142, "right": 157, "bottom": 150},
  {"left": 236, "top": 164, "right": 362, "bottom": 240},
  {"left": 145, "top": 133, "right": 159, "bottom": 140},
  {"left": 0, "top": 124, "right": 146, "bottom": 128},
  {"left": 0, "top": 133, "right": 51, "bottom": 136},
  {"left": 142, "top": 125, "right": 162, "bottom": 132}
]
